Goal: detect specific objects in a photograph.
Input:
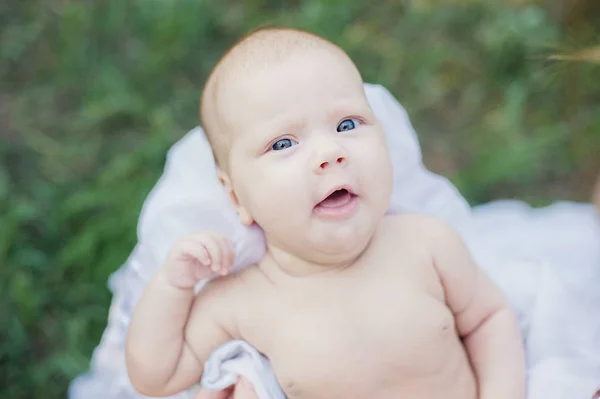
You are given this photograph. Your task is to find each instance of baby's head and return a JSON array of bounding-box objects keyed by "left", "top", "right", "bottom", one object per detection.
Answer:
[{"left": 200, "top": 27, "right": 393, "bottom": 267}]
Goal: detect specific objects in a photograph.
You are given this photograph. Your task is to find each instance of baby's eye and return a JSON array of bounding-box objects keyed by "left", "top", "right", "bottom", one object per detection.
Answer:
[
  {"left": 271, "top": 138, "right": 297, "bottom": 151},
  {"left": 337, "top": 118, "right": 361, "bottom": 132}
]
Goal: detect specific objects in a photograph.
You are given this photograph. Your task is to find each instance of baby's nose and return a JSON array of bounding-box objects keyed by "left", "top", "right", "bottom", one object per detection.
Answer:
[
  {"left": 314, "top": 149, "right": 347, "bottom": 174},
  {"left": 311, "top": 136, "right": 348, "bottom": 173},
  {"left": 318, "top": 156, "right": 345, "bottom": 170}
]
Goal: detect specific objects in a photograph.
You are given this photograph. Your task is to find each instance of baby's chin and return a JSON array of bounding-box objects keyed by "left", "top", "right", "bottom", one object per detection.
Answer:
[{"left": 311, "top": 221, "right": 376, "bottom": 256}]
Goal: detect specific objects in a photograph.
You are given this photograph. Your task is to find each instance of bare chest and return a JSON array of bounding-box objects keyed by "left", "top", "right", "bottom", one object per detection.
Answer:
[{"left": 242, "top": 263, "right": 460, "bottom": 398}]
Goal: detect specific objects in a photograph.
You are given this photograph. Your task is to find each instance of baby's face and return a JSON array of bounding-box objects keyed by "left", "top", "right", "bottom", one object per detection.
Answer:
[{"left": 220, "top": 49, "right": 393, "bottom": 263}]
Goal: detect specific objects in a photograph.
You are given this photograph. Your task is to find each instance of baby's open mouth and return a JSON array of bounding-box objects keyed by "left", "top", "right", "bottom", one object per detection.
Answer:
[{"left": 316, "top": 188, "right": 357, "bottom": 209}]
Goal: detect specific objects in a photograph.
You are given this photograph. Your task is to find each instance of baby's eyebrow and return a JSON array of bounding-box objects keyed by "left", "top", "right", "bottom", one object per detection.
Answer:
[
  {"left": 278, "top": 119, "right": 307, "bottom": 133},
  {"left": 256, "top": 113, "right": 307, "bottom": 138},
  {"left": 243, "top": 117, "right": 306, "bottom": 151},
  {"left": 328, "top": 103, "right": 371, "bottom": 122}
]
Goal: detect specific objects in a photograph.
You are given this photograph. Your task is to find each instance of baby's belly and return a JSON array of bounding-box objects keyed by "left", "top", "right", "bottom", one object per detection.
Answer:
[
  {"left": 260, "top": 295, "right": 477, "bottom": 399},
  {"left": 271, "top": 341, "right": 476, "bottom": 399}
]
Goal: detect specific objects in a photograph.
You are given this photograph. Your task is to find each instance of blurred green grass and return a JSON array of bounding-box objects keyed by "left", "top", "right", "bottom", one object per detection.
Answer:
[{"left": 1, "top": 0, "right": 599, "bottom": 398}]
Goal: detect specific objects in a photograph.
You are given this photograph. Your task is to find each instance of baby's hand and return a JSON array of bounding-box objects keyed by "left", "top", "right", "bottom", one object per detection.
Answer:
[{"left": 164, "top": 233, "right": 235, "bottom": 289}]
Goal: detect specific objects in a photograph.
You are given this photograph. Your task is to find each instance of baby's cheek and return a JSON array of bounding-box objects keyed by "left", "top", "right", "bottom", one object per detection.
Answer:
[{"left": 248, "top": 178, "right": 295, "bottom": 220}]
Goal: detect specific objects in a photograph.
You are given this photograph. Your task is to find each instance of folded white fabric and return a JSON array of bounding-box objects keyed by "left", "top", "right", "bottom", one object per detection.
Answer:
[{"left": 201, "top": 340, "right": 286, "bottom": 399}]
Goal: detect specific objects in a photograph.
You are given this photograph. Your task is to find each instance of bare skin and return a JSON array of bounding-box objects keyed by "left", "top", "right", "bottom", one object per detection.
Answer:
[
  {"left": 220, "top": 215, "right": 479, "bottom": 399},
  {"left": 126, "top": 27, "right": 525, "bottom": 399},
  {"left": 127, "top": 216, "right": 524, "bottom": 399}
]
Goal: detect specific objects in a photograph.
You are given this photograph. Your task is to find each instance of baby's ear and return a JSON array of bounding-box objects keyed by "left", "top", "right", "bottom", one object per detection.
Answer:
[{"left": 217, "top": 168, "right": 254, "bottom": 226}]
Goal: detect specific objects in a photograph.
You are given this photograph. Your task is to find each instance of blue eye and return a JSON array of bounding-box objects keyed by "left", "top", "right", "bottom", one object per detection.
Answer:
[
  {"left": 271, "top": 138, "right": 296, "bottom": 151},
  {"left": 337, "top": 118, "right": 360, "bottom": 132}
]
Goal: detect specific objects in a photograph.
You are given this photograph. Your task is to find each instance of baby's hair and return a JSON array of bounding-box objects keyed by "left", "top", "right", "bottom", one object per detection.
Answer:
[{"left": 199, "top": 26, "right": 345, "bottom": 170}]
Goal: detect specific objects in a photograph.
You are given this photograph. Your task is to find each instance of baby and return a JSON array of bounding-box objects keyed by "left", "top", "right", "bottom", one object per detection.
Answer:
[{"left": 126, "top": 27, "right": 526, "bottom": 399}]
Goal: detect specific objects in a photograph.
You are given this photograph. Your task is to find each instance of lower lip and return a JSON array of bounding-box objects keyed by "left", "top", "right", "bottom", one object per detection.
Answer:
[{"left": 314, "top": 195, "right": 359, "bottom": 220}]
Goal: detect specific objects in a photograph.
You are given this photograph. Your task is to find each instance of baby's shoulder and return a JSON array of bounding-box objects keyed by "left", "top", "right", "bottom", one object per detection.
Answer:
[{"left": 378, "top": 214, "right": 469, "bottom": 267}]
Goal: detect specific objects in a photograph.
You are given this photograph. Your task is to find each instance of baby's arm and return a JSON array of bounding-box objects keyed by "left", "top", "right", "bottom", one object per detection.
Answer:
[
  {"left": 423, "top": 218, "right": 526, "bottom": 399},
  {"left": 125, "top": 233, "right": 236, "bottom": 397}
]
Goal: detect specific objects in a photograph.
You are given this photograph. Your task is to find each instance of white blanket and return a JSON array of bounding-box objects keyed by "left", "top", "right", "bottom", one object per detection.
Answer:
[
  {"left": 463, "top": 201, "right": 600, "bottom": 399},
  {"left": 69, "top": 84, "right": 600, "bottom": 399}
]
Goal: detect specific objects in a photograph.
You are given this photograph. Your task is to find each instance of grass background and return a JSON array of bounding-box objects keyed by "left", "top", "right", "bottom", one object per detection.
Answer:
[{"left": 1, "top": 0, "right": 599, "bottom": 398}]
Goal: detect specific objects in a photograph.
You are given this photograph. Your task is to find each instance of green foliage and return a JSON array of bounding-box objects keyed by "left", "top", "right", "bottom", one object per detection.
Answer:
[{"left": 1, "top": 1, "right": 598, "bottom": 398}]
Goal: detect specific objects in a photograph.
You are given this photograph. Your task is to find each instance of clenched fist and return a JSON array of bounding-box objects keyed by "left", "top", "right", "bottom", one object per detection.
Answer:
[{"left": 164, "top": 233, "right": 235, "bottom": 289}]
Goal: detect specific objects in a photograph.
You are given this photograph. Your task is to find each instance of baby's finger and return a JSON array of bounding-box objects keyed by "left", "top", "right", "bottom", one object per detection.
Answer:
[
  {"left": 202, "top": 236, "right": 223, "bottom": 273},
  {"left": 212, "top": 237, "right": 232, "bottom": 275},
  {"left": 233, "top": 378, "right": 259, "bottom": 399},
  {"left": 180, "top": 240, "right": 211, "bottom": 266},
  {"left": 220, "top": 238, "right": 235, "bottom": 274},
  {"left": 180, "top": 244, "right": 212, "bottom": 281}
]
